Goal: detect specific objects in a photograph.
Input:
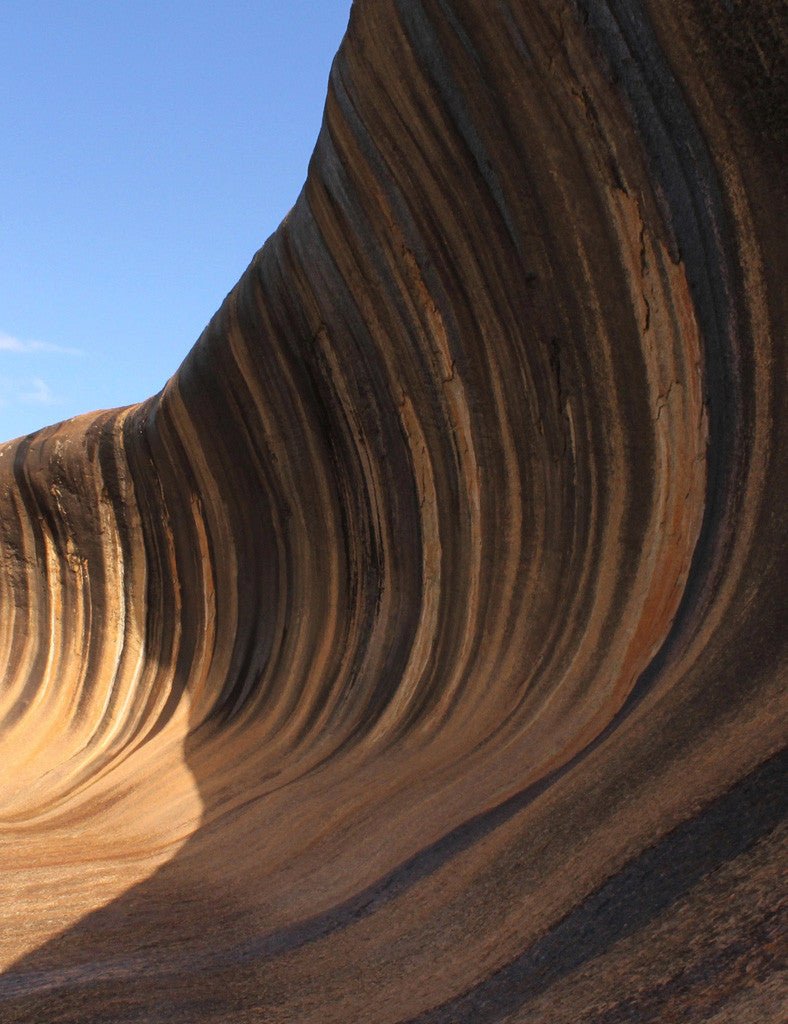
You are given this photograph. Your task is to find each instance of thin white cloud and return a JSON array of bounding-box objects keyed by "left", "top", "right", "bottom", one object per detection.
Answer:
[
  {"left": 20, "top": 377, "right": 56, "bottom": 405},
  {"left": 0, "top": 331, "right": 83, "bottom": 356}
]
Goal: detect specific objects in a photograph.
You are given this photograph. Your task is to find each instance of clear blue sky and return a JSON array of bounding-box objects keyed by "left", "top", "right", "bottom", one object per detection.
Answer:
[{"left": 0, "top": 1, "right": 352, "bottom": 443}]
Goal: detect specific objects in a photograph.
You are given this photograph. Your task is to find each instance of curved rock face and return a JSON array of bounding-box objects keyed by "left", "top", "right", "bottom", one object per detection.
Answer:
[{"left": 0, "top": 1, "right": 785, "bottom": 1020}]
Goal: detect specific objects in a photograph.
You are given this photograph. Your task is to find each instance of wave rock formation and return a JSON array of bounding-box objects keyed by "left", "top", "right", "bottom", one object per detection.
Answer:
[{"left": 1, "top": 1, "right": 786, "bottom": 1021}]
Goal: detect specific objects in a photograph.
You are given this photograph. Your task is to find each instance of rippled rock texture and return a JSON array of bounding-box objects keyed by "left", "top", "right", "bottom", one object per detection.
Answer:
[{"left": 1, "top": 1, "right": 786, "bottom": 1021}]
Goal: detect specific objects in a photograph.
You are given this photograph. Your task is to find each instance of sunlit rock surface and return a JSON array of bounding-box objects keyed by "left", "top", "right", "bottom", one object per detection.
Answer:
[{"left": 1, "top": 1, "right": 785, "bottom": 1021}]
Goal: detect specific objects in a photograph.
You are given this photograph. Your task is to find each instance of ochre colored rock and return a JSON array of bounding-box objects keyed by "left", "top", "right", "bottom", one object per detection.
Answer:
[{"left": 1, "top": 2, "right": 785, "bottom": 1021}]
